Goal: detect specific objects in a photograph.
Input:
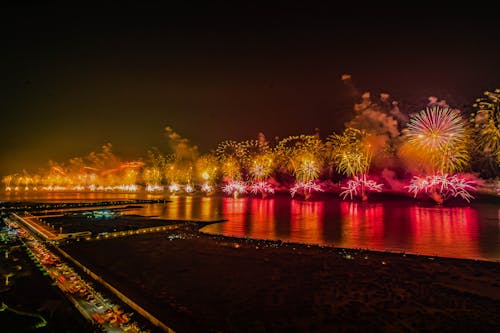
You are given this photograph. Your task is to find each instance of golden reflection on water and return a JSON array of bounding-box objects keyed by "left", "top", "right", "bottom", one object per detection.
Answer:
[{"left": 200, "top": 196, "right": 213, "bottom": 221}]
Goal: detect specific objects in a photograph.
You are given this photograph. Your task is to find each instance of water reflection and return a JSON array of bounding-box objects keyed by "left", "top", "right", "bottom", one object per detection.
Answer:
[
  {"left": 110, "top": 194, "right": 500, "bottom": 260},
  {"left": 250, "top": 199, "right": 275, "bottom": 238},
  {"left": 198, "top": 195, "right": 500, "bottom": 261},
  {"left": 221, "top": 197, "right": 249, "bottom": 237},
  {"left": 409, "top": 206, "right": 479, "bottom": 255},
  {"left": 2, "top": 192, "right": 499, "bottom": 260},
  {"left": 340, "top": 202, "right": 384, "bottom": 249},
  {"left": 290, "top": 200, "right": 324, "bottom": 244}
]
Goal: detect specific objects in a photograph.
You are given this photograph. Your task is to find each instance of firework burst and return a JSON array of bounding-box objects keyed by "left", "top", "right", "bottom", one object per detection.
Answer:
[
  {"left": 168, "top": 183, "right": 180, "bottom": 193},
  {"left": 275, "top": 135, "right": 323, "bottom": 160},
  {"left": 243, "top": 139, "right": 274, "bottom": 181},
  {"left": 471, "top": 89, "right": 500, "bottom": 166},
  {"left": 216, "top": 140, "right": 247, "bottom": 160},
  {"left": 143, "top": 167, "right": 163, "bottom": 187},
  {"left": 406, "top": 106, "right": 470, "bottom": 173},
  {"left": 340, "top": 176, "right": 383, "bottom": 200},
  {"left": 217, "top": 141, "right": 246, "bottom": 180},
  {"left": 275, "top": 135, "right": 324, "bottom": 191},
  {"left": 328, "top": 128, "right": 371, "bottom": 177},
  {"left": 201, "top": 183, "right": 213, "bottom": 193},
  {"left": 220, "top": 157, "right": 242, "bottom": 181},
  {"left": 195, "top": 154, "right": 219, "bottom": 183},
  {"left": 222, "top": 180, "right": 247, "bottom": 198},
  {"left": 145, "top": 184, "right": 164, "bottom": 192},
  {"left": 406, "top": 174, "right": 476, "bottom": 203},
  {"left": 290, "top": 181, "right": 323, "bottom": 199},
  {"left": 294, "top": 156, "right": 320, "bottom": 183},
  {"left": 248, "top": 181, "right": 275, "bottom": 196},
  {"left": 249, "top": 155, "right": 274, "bottom": 180}
]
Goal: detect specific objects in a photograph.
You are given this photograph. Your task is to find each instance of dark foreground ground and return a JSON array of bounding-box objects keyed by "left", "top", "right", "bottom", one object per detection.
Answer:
[
  {"left": 42, "top": 214, "right": 179, "bottom": 235},
  {"left": 63, "top": 224, "right": 500, "bottom": 333}
]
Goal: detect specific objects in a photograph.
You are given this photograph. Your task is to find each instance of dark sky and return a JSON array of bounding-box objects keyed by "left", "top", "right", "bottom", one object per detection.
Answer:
[{"left": 1, "top": 2, "right": 499, "bottom": 175}]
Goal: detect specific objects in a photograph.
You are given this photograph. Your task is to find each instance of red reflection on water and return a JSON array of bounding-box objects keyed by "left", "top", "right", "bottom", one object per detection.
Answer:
[
  {"left": 339, "top": 201, "right": 384, "bottom": 248},
  {"left": 250, "top": 199, "right": 275, "bottom": 237},
  {"left": 290, "top": 200, "right": 324, "bottom": 243},
  {"left": 221, "top": 197, "right": 249, "bottom": 237},
  {"left": 409, "top": 206, "right": 480, "bottom": 258}
]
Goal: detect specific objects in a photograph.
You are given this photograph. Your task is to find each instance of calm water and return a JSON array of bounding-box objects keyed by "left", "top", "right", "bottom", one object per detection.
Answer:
[
  {"left": 2, "top": 192, "right": 499, "bottom": 261},
  {"left": 128, "top": 194, "right": 500, "bottom": 261}
]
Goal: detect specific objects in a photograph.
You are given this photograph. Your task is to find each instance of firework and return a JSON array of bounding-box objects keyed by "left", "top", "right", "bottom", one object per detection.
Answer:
[
  {"left": 294, "top": 156, "right": 320, "bottom": 183},
  {"left": 118, "top": 184, "right": 138, "bottom": 192},
  {"left": 406, "top": 106, "right": 469, "bottom": 173},
  {"left": 2, "top": 175, "right": 15, "bottom": 192},
  {"left": 275, "top": 135, "right": 324, "bottom": 186},
  {"left": 164, "top": 160, "right": 194, "bottom": 185},
  {"left": 471, "top": 89, "right": 500, "bottom": 166},
  {"left": 275, "top": 135, "right": 323, "bottom": 159},
  {"left": 184, "top": 184, "right": 194, "bottom": 193},
  {"left": 248, "top": 181, "right": 275, "bottom": 196},
  {"left": 222, "top": 180, "right": 247, "bottom": 198},
  {"left": 340, "top": 176, "right": 383, "bottom": 200},
  {"left": 143, "top": 167, "right": 163, "bottom": 187},
  {"left": 217, "top": 141, "right": 246, "bottom": 180},
  {"left": 201, "top": 183, "right": 213, "bottom": 193},
  {"left": 406, "top": 174, "right": 476, "bottom": 203},
  {"left": 248, "top": 155, "right": 274, "bottom": 180},
  {"left": 290, "top": 181, "right": 323, "bottom": 199},
  {"left": 328, "top": 128, "right": 372, "bottom": 177},
  {"left": 219, "top": 157, "right": 241, "bottom": 181},
  {"left": 146, "top": 184, "right": 164, "bottom": 192},
  {"left": 168, "top": 183, "right": 180, "bottom": 193},
  {"left": 217, "top": 140, "right": 246, "bottom": 160},
  {"left": 328, "top": 128, "right": 380, "bottom": 201},
  {"left": 244, "top": 139, "right": 274, "bottom": 181},
  {"left": 195, "top": 154, "right": 219, "bottom": 183}
]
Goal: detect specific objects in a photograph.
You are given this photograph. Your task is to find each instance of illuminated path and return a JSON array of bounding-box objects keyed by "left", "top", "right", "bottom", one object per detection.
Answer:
[
  {"left": 35, "top": 205, "right": 138, "bottom": 215},
  {"left": 12, "top": 213, "right": 61, "bottom": 241},
  {"left": 55, "top": 246, "right": 174, "bottom": 333},
  {"left": 6, "top": 215, "right": 175, "bottom": 333}
]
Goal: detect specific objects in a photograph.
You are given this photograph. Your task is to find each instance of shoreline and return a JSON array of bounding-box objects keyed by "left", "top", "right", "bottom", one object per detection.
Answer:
[{"left": 198, "top": 225, "right": 500, "bottom": 264}]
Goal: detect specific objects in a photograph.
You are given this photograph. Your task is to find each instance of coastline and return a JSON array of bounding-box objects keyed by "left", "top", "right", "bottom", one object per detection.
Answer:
[{"left": 199, "top": 225, "right": 500, "bottom": 264}]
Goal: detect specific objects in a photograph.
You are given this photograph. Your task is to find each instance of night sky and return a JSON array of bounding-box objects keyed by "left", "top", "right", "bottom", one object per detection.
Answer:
[{"left": 1, "top": 2, "right": 498, "bottom": 175}]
